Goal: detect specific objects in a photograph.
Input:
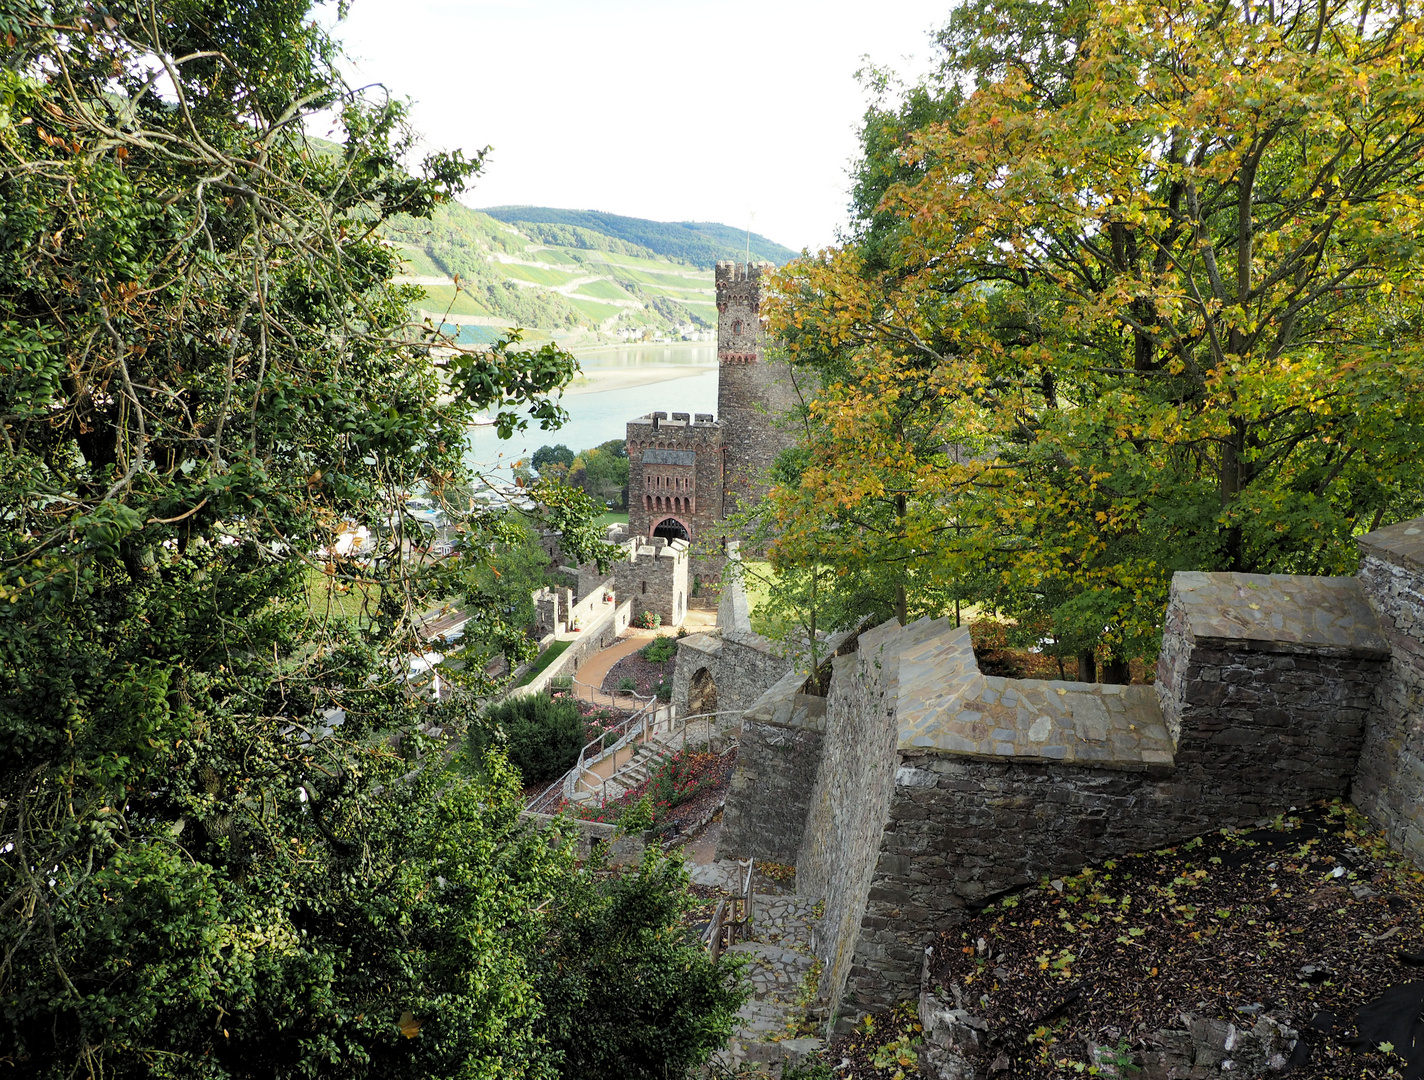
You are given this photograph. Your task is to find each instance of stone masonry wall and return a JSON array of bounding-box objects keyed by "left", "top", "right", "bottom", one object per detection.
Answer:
[
  {"left": 670, "top": 632, "right": 793, "bottom": 718},
  {"left": 1353, "top": 520, "right": 1424, "bottom": 863},
  {"left": 715, "top": 668, "right": 826, "bottom": 865},
  {"left": 1157, "top": 572, "right": 1388, "bottom": 802},
  {"left": 807, "top": 575, "right": 1393, "bottom": 1030},
  {"left": 607, "top": 536, "right": 689, "bottom": 628},
  {"left": 798, "top": 619, "right": 929, "bottom": 1029},
  {"left": 627, "top": 413, "right": 723, "bottom": 581}
]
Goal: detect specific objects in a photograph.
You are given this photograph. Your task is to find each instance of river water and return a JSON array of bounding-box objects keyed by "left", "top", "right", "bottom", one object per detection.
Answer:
[{"left": 464, "top": 344, "right": 717, "bottom": 476}]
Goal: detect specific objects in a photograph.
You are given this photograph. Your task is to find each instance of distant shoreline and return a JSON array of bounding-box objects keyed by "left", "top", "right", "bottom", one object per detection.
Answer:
[
  {"left": 563, "top": 363, "right": 714, "bottom": 397},
  {"left": 571, "top": 339, "right": 712, "bottom": 357}
]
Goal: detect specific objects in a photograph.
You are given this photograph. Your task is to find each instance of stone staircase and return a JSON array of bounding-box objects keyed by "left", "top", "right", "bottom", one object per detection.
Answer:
[
  {"left": 603, "top": 737, "right": 673, "bottom": 796},
  {"left": 585, "top": 716, "right": 721, "bottom": 802},
  {"left": 691, "top": 861, "right": 826, "bottom": 1072}
]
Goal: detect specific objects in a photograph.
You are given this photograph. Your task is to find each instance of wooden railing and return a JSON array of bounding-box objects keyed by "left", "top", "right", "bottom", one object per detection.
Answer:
[{"left": 704, "top": 858, "right": 754, "bottom": 962}]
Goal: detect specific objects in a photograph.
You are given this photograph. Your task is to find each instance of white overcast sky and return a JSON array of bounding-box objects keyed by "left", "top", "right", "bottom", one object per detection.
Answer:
[{"left": 326, "top": 1, "right": 952, "bottom": 253}]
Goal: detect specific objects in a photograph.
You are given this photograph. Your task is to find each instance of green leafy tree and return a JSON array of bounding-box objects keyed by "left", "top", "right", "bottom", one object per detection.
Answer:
[
  {"left": 0, "top": 1, "right": 720, "bottom": 1076},
  {"left": 532, "top": 444, "right": 576, "bottom": 476},
  {"left": 765, "top": 0, "right": 1424, "bottom": 673},
  {"left": 472, "top": 694, "right": 585, "bottom": 785},
  {"left": 568, "top": 444, "right": 630, "bottom": 508}
]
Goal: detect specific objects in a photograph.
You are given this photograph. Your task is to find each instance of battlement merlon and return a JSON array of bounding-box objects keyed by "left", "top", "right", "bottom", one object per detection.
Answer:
[
  {"left": 627, "top": 412, "right": 722, "bottom": 431},
  {"left": 714, "top": 260, "right": 774, "bottom": 285}
]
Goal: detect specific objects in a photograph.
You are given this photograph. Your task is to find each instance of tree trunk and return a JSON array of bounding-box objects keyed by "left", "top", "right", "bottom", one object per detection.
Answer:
[
  {"left": 1101, "top": 656, "right": 1131, "bottom": 684},
  {"left": 1077, "top": 650, "right": 1097, "bottom": 683}
]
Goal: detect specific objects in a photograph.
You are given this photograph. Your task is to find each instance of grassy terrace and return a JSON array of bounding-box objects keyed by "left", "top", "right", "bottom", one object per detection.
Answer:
[
  {"left": 515, "top": 638, "right": 572, "bottom": 687},
  {"left": 571, "top": 278, "right": 634, "bottom": 301}
]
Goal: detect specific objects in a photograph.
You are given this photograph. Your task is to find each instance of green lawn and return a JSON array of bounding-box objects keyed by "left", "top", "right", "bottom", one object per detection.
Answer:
[
  {"left": 515, "top": 638, "right": 571, "bottom": 687},
  {"left": 304, "top": 565, "right": 372, "bottom": 622},
  {"left": 594, "top": 510, "right": 629, "bottom": 529},
  {"left": 734, "top": 561, "right": 782, "bottom": 637}
]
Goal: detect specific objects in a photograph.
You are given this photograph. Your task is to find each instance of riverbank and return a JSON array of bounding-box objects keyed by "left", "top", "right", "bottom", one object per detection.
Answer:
[{"left": 564, "top": 363, "right": 714, "bottom": 397}]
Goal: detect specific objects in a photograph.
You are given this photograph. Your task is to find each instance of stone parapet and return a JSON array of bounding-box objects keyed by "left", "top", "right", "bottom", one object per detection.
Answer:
[
  {"left": 1159, "top": 571, "right": 1387, "bottom": 802},
  {"left": 799, "top": 578, "right": 1394, "bottom": 1031},
  {"left": 897, "top": 626, "right": 1174, "bottom": 769},
  {"left": 1353, "top": 519, "right": 1424, "bottom": 863}
]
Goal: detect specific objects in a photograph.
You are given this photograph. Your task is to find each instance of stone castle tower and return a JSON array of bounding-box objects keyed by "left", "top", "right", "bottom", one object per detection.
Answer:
[
  {"left": 715, "top": 261, "right": 800, "bottom": 514},
  {"left": 626, "top": 261, "right": 799, "bottom": 585}
]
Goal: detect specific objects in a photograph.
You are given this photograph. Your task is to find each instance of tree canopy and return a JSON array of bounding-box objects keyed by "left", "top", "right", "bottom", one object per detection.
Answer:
[
  {"left": 532, "top": 443, "right": 575, "bottom": 475},
  {"left": 0, "top": 1, "right": 739, "bottom": 1075},
  {"left": 763, "top": 0, "right": 1424, "bottom": 671}
]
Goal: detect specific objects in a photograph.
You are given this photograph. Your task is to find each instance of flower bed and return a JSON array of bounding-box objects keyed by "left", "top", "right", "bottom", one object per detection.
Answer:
[
  {"left": 570, "top": 747, "right": 735, "bottom": 832},
  {"left": 602, "top": 649, "right": 674, "bottom": 699}
]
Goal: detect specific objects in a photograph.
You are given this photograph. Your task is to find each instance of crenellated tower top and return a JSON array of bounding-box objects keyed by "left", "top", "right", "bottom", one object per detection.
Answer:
[{"left": 715, "top": 261, "right": 772, "bottom": 365}]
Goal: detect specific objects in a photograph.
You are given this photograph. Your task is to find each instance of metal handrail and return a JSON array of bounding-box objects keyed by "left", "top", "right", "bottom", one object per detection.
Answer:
[
  {"left": 524, "top": 692, "right": 661, "bottom": 815},
  {"left": 526, "top": 705, "right": 746, "bottom": 815},
  {"left": 571, "top": 707, "right": 746, "bottom": 809}
]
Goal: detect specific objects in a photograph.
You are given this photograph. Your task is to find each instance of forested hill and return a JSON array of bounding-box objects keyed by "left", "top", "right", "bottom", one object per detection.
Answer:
[
  {"left": 479, "top": 206, "right": 798, "bottom": 268},
  {"left": 384, "top": 201, "right": 771, "bottom": 341}
]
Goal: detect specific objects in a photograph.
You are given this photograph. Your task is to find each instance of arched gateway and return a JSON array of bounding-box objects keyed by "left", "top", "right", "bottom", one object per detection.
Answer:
[
  {"left": 688, "top": 667, "right": 718, "bottom": 716},
  {"left": 652, "top": 516, "right": 690, "bottom": 543}
]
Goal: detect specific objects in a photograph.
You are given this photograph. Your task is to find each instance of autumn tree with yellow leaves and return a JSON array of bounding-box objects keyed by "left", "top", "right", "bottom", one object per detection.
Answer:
[{"left": 763, "top": 0, "right": 1424, "bottom": 677}]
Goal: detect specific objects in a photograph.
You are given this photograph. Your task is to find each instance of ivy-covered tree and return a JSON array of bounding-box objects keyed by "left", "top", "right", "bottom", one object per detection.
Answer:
[
  {"left": 765, "top": 0, "right": 1424, "bottom": 673},
  {"left": 0, "top": 1, "right": 737, "bottom": 1076}
]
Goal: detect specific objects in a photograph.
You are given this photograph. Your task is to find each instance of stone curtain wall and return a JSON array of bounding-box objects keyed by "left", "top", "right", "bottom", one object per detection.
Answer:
[
  {"left": 797, "top": 619, "right": 929, "bottom": 1029},
  {"left": 715, "top": 668, "right": 827, "bottom": 865},
  {"left": 606, "top": 536, "right": 689, "bottom": 628},
  {"left": 805, "top": 579, "right": 1394, "bottom": 1030},
  {"left": 1353, "top": 521, "right": 1424, "bottom": 861},
  {"left": 669, "top": 632, "right": 795, "bottom": 718}
]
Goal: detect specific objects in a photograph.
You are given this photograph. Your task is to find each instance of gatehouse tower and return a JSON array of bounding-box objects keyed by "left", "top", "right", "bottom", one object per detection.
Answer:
[{"left": 626, "top": 261, "right": 798, "bottom": 586}]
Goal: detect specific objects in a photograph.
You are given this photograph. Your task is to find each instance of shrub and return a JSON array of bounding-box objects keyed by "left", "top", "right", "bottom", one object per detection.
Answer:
[
  {"left": 639, "top": 610, "right": 662, "bottom": 630},
  {"left": 618, "top": 794, "right": 655, "bottom": 833},
  {"left": 654, "top": 677, "right": 672, "bottom": 702},
  {"left": 475, "top": 693, "right": 585, "bottom": 784},
  {"left": 639, "top": 635, "right": 676, "bottom": 664},
  {"left": 618, "top": 676, "right": 638, "bottom": 693},
  {"left": 532, "top": 849, "right": 748, "bottom": 1080}
]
